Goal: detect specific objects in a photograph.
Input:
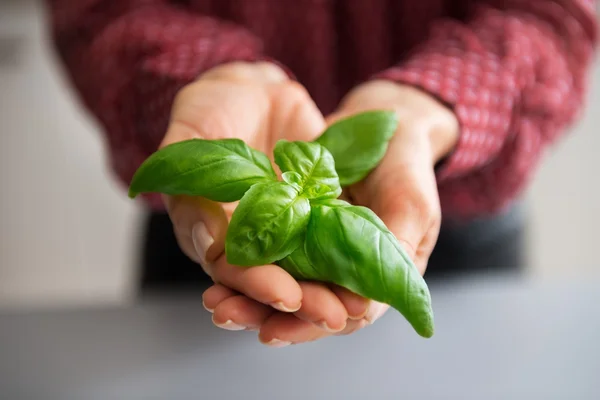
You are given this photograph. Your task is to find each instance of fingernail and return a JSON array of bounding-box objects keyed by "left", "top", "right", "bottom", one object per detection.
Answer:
[
  {"left": 202, "top": 300, "right": 214, "bottom": 313},
  {"left": 212, "top": 316, "right": 246, "bottom": 331},
  {"left": 315, "top": 320, "right": 345, "bottom": 333},
  {"left": 348, "top": 306, "right": 369, "bottom": 321},
  {"left": 334, "top": 319, "right": 367, "bottom": 336},
  {"left": 263, "top": 338, "right": 291, "bottom": 348},
  {"left": 270, "top": 301, "right": 301, "bottom": 313},
  {"left": 364, "top": 303, "right": 387, "bottom": 325},
  {"left": 192, "top": 222, "right": 214, "bottom": 266}
]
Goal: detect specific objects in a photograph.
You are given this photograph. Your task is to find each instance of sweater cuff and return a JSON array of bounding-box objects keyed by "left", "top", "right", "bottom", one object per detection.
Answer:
[{"left": 373, "top": 24, "right": 519, "bottom": 183}]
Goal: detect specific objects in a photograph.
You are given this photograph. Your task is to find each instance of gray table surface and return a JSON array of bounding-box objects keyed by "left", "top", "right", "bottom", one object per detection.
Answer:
[{"left": 0, "top": 273, "right": 598, "bottom": 400}]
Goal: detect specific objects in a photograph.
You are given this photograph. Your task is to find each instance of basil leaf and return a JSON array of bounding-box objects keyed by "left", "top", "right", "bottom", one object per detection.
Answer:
[
  {"left": 305, "top": 201, "right": 434, "bottom": 338},
  {"left": 226, "top": 181, "right": 310, "bottom": 266},
  {"left": 310, "top": 198, "right": 351, "bottom": 208},
  {"left": 273, "top": 140, "right": 341, "bottom": 200},
  {"left": 281, "top": 171, "right": 303, "bottom": 190},
  {"left": 315, "top": 110, "right": 398, "bottom": 187},
  {"left": 304, "top": 183, "right": 335, "bottom": 200},
  {"left": 128, "top": 138, "right": 276, "bottom": 202},
  {"left": 276, "top": 240, "right": 322, "bottom": 281}
]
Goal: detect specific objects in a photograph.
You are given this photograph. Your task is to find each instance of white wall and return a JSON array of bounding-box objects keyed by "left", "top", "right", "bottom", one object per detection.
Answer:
[
  {"left": 0, "top": 0, "right": 598, "bottom": 308},
  {"left": 0, "top": 0, "right": 141, "bottom": 308},
  {"left": 526, "top": 67, "right": 600, "bottom": 279}
]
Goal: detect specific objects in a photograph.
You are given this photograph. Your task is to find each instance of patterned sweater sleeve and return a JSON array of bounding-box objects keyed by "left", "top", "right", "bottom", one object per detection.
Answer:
[
  {"left": 376, "top": 0, "right": 598, "bottom": 218},
  {"left": 47, "top": 0, "right": 273, "bottom": 209}
]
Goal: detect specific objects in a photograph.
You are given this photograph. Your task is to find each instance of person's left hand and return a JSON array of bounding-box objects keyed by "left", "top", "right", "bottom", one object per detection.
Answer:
[{"left": 203, "top": 80, "right": 459, "bottom": 345}]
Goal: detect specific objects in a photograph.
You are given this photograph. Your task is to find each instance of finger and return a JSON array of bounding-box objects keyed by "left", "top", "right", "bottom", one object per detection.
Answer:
[
  {"left": 259, "top": 314, "right": 370, "bottom": 345},
  {"left": 212, "top": 295, "right": 275, "bottom": 331},
  {"left": 202, "top": 284, "right": 238, "bottom": 312},
  {"left": 210, "top": 256, "right": 303, "bottom": 313},
  {"left": 258, "top": 313, "right": 330, "bottom": 346},
  {"left": 363, "top": 301, "right": 390, "bottom": 325},
  {"left": 165, "top": 195, "right": 229, "bottom": 278},
  {"left": 334, "top": 319, "right": 369, "bottom": 336},
  {"left": 328, "top": 285, "right": 370, "bottom": 320},
  {"left": 293, "top": 282, "right": 347, "bottom": 332}
]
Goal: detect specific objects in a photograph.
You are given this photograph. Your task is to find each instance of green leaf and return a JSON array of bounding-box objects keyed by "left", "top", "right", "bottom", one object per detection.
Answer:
[
  {"left": 128, "top": 138, "right": 276, "bottom": 202},
  {"left": 273, "top": 140, "right": 341, "bottom": 199},
  {"left": 305, "top": 200, "right": 434, "bottom": 338},
  {"left": 276, "top": 239, "right": 322, "bottom": 281},
  {"left": 225, "top": 181, "right": 311, "bottom": 266},
  {"left": 303, "top": 184, "right": 335, "bottom": 200},
  {"left": 281, "top": 171, "right": 303, "bottom": 190},
  {"left": 310, "top": 198, "right": 351, "bottom": 208},
  {"left": 315, "top": 110, "right": 398, "bottom": 186}
]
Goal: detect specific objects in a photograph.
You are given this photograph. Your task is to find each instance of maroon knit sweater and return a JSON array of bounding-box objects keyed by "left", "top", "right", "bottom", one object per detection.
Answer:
[{"left": 47, "top": 0, "right": 598, "bottom": 217}]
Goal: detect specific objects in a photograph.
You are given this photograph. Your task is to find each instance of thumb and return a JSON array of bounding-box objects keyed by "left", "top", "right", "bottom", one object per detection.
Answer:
[{"left": 164, "top": 194, "right": 229, "bottom": 279}]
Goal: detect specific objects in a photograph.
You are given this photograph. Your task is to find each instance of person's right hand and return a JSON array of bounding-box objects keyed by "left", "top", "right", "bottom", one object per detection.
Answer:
[{"left": 161, "top": 62, "right": 372, "bottom": 346}]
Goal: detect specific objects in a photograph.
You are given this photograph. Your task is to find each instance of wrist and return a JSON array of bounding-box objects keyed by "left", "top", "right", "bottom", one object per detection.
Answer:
[
  {"left": 420, "top": 96, "right": 459, "bottom": 164},
  {"left": 425, "top": 109, "right": 459, "bottom": 165}
]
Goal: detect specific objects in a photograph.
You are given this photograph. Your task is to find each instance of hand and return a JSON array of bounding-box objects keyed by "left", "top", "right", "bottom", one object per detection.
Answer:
[
  {"left": 201, "top": 77, "right": 458, "bottom": 345},
  {"left": 323, "top": 80, "right": 460, "bottom": 324},
  {"left": 214, "top": 79, "right": 459, "bottom": 345},
  {"left": 162, "top": 62, "right": 371, "bottom": 346}
]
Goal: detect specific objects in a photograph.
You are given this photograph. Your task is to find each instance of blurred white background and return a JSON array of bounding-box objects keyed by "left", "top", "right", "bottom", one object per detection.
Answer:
[{"left": 0, "top": 0, "right": 598, "bottom": 309}]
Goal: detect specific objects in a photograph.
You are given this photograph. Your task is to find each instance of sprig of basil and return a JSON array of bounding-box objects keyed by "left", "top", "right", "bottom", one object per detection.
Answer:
[
  {"left": 274, "top": 140, "right": 341, "bottom": 200},
  {"left": 127, "top": 110, "right": 435, "bottom": 338},
  {"left": 128, "top": 138, "right": 276, "bottom": 202},
  {"left": 315, "top": 110, "right": 398, "bottom": 186}
]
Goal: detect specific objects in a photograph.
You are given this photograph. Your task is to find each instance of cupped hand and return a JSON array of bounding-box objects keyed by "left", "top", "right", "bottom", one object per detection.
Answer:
[
  {"left": 162, "top": 62, "right": 371, "bottom": 347},
  {"left": 204, "top": 80, "right": 460, "bottom": 346},
  {"left": 323, "top": 80, "right": 460, "bottom": 326}
]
